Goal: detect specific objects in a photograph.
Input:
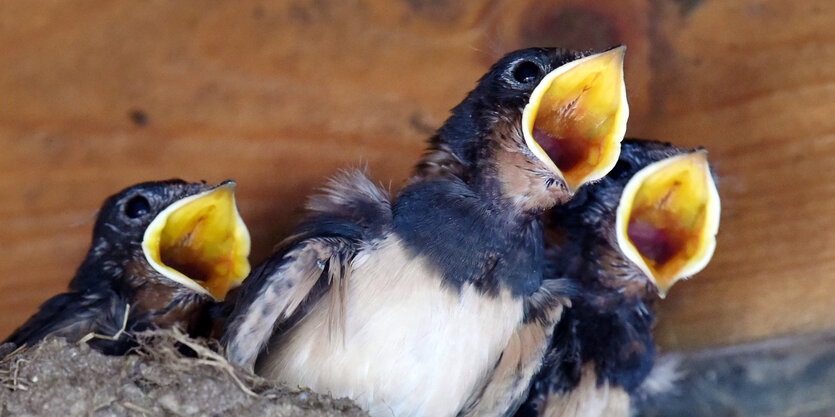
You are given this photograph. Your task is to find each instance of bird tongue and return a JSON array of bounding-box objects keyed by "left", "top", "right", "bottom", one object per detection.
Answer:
[
  {"left": 532, "top": 127, "right": 593, "bottom": 174},
  {"left": 626, "top": 219, "right": 681, "bottom": 266}
]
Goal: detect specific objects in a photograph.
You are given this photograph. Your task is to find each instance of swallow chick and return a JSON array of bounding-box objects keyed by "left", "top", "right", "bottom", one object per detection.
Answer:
[
  {"left": 517, "top": 139, "right": 721, "bottom": 417},
  {"left": 4, "top": 180, "right": 251, "bottom": 354},
  {"left": 223, "top": 46, "right": 628, "bottom": 417}
]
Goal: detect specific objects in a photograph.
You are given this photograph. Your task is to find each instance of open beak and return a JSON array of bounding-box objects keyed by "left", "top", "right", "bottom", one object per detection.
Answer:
[
  {"left": 522, "top": 46, "right": 629, "bottom": 193},
  {"left": 142, "top": 181, "right": 251, "bottom": 300},
  {"left": 615, "top": 151, "right": 721, "bottom": 297}
]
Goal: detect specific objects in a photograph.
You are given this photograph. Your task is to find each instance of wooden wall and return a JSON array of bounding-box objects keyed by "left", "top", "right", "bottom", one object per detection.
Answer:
[{"left": 0, "top": 0, "right": 833, "bottom": 351}]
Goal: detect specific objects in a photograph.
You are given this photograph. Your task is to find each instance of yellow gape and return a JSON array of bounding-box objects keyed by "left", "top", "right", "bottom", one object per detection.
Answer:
[
  {"left": 142, "top": 183, "right": 251, "bottom": 300},
  {"left": 522, "top": 46, "right": 629, "bottom": 193},
  {"left": 616, "top": 151, "right": 721, "bottom": 297}
]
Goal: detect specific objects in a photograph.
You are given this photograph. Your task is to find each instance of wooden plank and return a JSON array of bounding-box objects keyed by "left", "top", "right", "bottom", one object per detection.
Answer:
[
  {"left": 0, "top": 0, "right": 833, "bottom": 351},
  {"left": 643, "top": 0, "right": 835, "bottom": 350}
]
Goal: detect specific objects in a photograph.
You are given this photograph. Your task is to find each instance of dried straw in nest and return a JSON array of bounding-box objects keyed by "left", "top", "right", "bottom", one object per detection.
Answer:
[{"left": 0, "top": 328, "right": 366, "bottom": 417}]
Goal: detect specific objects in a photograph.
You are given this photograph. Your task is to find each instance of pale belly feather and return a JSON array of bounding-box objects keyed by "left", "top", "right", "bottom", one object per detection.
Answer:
[{"left": 257, "top": 236, "right": 524, "bottom": 417}]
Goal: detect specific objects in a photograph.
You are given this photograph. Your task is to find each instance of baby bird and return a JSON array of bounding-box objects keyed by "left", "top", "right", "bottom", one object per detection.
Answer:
[
  {"left": 4, "top": 180, "right": 250, "bottom": 354},
  {"left": 517, "top": 139, "right": 721, "bottom": 417},
  {"left": 223, "top": 46, "right": 628, "bottom": 417}
]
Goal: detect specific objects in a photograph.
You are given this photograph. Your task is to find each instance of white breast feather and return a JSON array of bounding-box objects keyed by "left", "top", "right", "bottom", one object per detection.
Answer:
[{"left": 257, "top": 236, "right": 524, "bottom": 417}]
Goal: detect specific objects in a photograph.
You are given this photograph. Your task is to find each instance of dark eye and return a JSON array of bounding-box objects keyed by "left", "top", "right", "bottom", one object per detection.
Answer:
[
  {"left": 124, "top": 195, "right": 151, "bottom": 218},
  {"left": 512, "top": 61, "right": 542, "bottom": 84}
]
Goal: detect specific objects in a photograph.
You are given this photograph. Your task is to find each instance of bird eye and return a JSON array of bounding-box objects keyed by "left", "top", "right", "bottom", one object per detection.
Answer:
[
  {"left": 512, "top": 60, "right": 542, "bottom": 84},
  {"left": 124, "top": 195, "right": 151, "bottom": 218}
]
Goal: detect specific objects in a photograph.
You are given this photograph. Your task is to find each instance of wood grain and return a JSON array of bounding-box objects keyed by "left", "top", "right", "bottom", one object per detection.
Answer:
[{"left": 0, "top": 0, "right": 832, "bottom": 351}]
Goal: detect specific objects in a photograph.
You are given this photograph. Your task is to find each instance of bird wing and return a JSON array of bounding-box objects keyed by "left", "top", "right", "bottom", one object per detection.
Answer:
[
  {"left": 222, "top": 221, "right": 361, "bottom": 370},
  {"left": 223, "top": 169, "right": 389, "bottom": 370},
  {"left": 460, "top": 279, "right": 572, "bottom": 417},
  {"left": 3, "top": 289, "right": 130, "bottom": 352}
]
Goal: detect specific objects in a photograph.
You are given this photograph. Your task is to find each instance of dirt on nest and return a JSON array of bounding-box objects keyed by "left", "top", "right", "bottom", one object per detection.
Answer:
[{"left": 0, "top": 330, "right": 367, "bottom": 417}]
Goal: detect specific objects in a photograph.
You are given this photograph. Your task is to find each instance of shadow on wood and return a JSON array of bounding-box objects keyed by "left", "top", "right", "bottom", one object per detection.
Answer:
[{"left": 635, "top": 332, "right": 835, "bottom": 417}]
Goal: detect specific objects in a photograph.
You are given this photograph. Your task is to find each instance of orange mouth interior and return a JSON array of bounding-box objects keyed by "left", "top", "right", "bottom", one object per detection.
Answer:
[
  {"left": 617, "top": 151, "right": 721, "bottom": 295},
  {"left": 522, "top": 47, "right": 628, "bottom": 192},
  {"left": 143, "top": 184, "right": 251, "bottom": 300}
]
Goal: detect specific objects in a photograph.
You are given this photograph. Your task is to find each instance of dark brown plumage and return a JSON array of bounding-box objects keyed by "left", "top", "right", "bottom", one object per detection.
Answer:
[
  {"left": 518, "top": 139, "right": 720, "bottom": 417},
  {"left": 223, "top": 47, "right": 628, "bottom": 417}
]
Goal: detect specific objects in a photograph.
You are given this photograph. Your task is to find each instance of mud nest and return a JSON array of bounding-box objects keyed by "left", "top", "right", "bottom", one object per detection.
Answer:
[{"left": 0, "top": 329, "right": 367, "bottom": 416}]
